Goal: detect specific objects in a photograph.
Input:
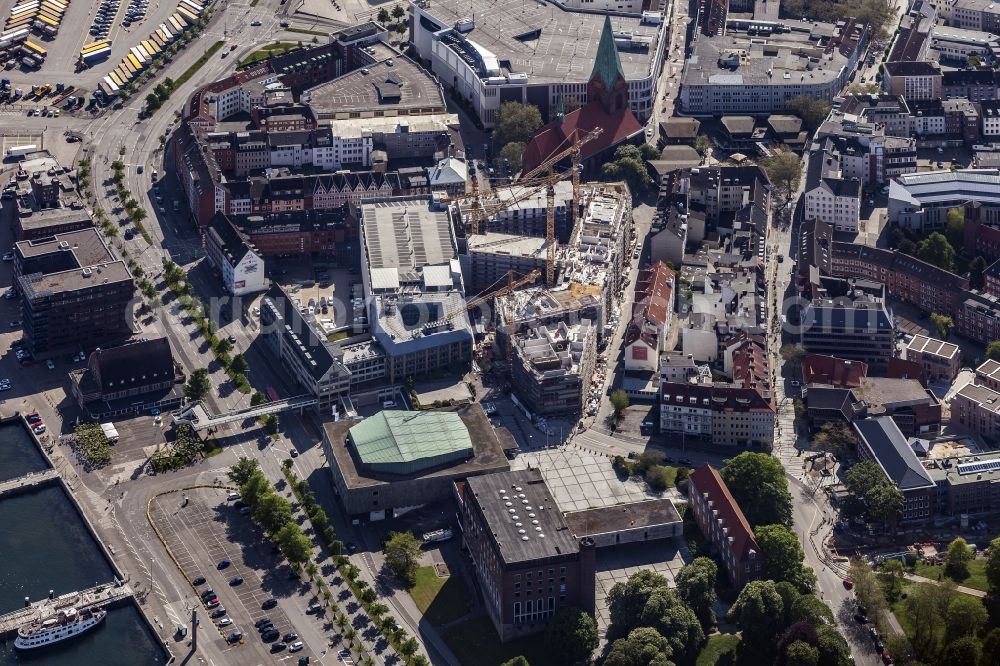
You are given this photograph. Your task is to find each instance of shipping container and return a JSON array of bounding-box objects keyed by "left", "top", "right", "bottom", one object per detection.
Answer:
[
  {"left": 22, "top": 40, "right": 45, "bottom": 56},
  {"left": 180, "top": 0, "right": 202, "bottom": 14},
  {"left": 177, "top": 7, "right": 198, "bottom": 23},
  {"left": 168, "top": 14, "right": 183, "bottom": 31},
  {"left": 81, "top": 45, "right": 111, "bottom": 64}
]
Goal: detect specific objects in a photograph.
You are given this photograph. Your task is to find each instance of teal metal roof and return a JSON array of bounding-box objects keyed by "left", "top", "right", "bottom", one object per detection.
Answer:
[
  {"left": 348, "top": 411, "right": 472, "bottom": 465},
  {"left": 591, "top": 16, "right": 625, "bottom": 92}
]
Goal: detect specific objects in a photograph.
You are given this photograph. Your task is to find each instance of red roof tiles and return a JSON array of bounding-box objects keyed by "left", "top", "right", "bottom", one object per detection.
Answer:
[
  {"left": 689, "top": 464, "right": 760, "bottom": 562},
  {"left": 801, "top": 354, "right": 868, "bottom": 388},
  {"left": 520, "top": 103, "right": 643, "bottom": 176}
]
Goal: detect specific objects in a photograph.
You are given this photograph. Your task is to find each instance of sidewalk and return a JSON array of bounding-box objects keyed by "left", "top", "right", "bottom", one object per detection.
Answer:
[{"left": 902, "top": 572, "right": 986, "bottom": 598}]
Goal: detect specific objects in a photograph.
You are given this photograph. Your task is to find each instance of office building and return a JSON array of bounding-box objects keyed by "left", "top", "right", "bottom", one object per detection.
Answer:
[
  {"left": 456, "top": 468, "right": 596, "bottom": 641},
  {"left": 853, "top": 416, "right": 937, "bottom": 523},
  {"left": 905, "top": 335, "right": 961, "bottom": 383},
  {"left": 204, "top": 213, "right": 267, "bottom": 296},
  {"left": 14, "top": 229, "right": 134, "bottom": 355},
  {"left": 799, "top": 295, "right": 895, "bottom": 371}
]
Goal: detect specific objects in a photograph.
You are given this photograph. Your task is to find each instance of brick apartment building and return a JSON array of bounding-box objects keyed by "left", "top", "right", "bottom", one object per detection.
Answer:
[
  {"left": 456, "top": 469, "right": 596, "bottom": 642},
  {"left": 687, "top": 465, "right": 762, "bottom": 589}
]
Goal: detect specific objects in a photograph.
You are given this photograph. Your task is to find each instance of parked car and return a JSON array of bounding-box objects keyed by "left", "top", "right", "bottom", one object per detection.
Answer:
[
  {"left": 218, "top": 618, "right": 233, "bottom": 627},
  {"left": 192, "top": 577, "right": 206, "bottom": 586},
  {"left": 217, "top": 559, "right": 231, "bottom": 569},
  {"left": 229, "top": 576, "right": 244, "bottom": 586},
  {"left": 210, "top": 608, "right": 227, "bottom": 619}
]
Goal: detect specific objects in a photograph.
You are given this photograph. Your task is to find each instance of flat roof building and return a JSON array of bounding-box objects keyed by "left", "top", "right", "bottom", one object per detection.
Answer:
[
  {"left": 410, "top": 0, "right": 666, "bottom": 126},
  {"left": 456, "top": 468, "right": 596, "bottom": 641},
  {"left": 510, "top": 319, "right": 596, "bottom": 417},
  {"left": 360, "top": 196, "right": 474, "bottom": 382},
  {"left": 905, "top": 334, "right": 961, "bottom": 383},
  {"left": 14, "top": 229, "right": 134, "bottom": 355},
  {"left": 323, "top": 403, "right": 509, "bottom": 520}
]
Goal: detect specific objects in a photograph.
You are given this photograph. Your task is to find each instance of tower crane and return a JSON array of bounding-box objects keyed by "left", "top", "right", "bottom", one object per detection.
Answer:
[
  {"left": 441, "top": 127, "right": 603, "bottom": 287},
  {"left": 424, "top": 269, "right": 541, "bottom": 330}
]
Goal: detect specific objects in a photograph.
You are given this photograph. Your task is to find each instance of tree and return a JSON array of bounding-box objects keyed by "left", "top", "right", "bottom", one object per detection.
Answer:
[
  {"left": 400, "top": 637, "right": 419, "bottom": 657},
  {"left": 694, "top": 134, "right": 711, "bottom": 156},
  {"left": 729, "top": 580, "right": 786, "bottom": 660},
  {"left": 785, "top": 96, "right": 831, "bottom": 131},
  {"left": 945, "top": 537, "right": 975, "bottom": 581},
  {"left": 904, "top": 582, "right": 956, "bottom": 659},
  {"left": 987, "top": 341, "right": 1000, "bottom": 362},
  {"left": 184, "top": 368, "right": 211, "bottom": 400},
  {"left": 251, "top": 390, "right": 268, "bottom": 407},
  {"left": 253, "top": 492, "right": 293, "bottom": 535},
  {"left": 231, "top": 353, "right": 249, "bottom": 373},
  {"left": 879, "top": 559, "right": 905, "bottom": 602},
  {"left": 945, "top": 595, "right": 987, "bottom": 643},
  {"left": 499, "top": 141, "right": 526, "bottom": 174},
  {"left": 981, "top": 628, "right": 1000, "bottom": 666},
  {"left": 675, "top": 557, "right": 718, "bottom": 630},
  {"left": 720, "top": 452, "right": 793, "bottom": 527},
  {"left": 636, "top": 588, "right": 703, "bottom": 664},
  {"left": 227, "top": 456, "right": 259, "bottom": 485},
  {"left": 848, "top": 559, "right": 888, "bottom": 624},
  {"left": 274, "top": 522, "right": 312, "bottom": 564},
  {"left": 384, "top": 531, "right": 422, "bottom": 584},
  {"left": 945, "top": 207, "right": 966, "bottom": 249},
  {"left": 969, "top": 256, "right": 989, "bottom": 291},
  {"left": 377, "top": 7, "right": 390, "bottom": 23},
  {"left": 844, "top": 460, "right": 903, "bottom": 524},
  {"left": 811, "top": 421, "right": 857, "bottom": 458},
  {"left": 762, "top": 153, "right": 802, "bottom": 202},
  {"left": 916, "top": 232, "right": 956, "bottom": 272},
  {"left": 773, "top": 581, "right": 801, "bottom": 630},
  {"left": 986, "top": 536, "right": 1000, "bottom": 594},
  {"left": 391, "top": 3, "right": 405, "bottom": 19},
  {"left": 780, "top": 343, "right": 805, "bottom": 366},
  {"left": 639, "top": 144, "right": 658, "bottom": 160},
  {"left": 544, "top": 606, "right": 598, "bottom": 666},
  {"left": 216, "top": 337, "right": 233, "bottom": 354},
  {"left": 785, "top": 641, "right": 819, "bottom": 666},
  {"left": 604, "top": 626, "right": 675, "bottom": 666},
  {"left": 607, "top": 569, "right": 670, "bottom": 638},
  {"left": 500, "top": 658, "right": 531, "bottom": 666},
  {"left": 942, "top": 637, "right": 982, "bottom": 666},
  {"left": 789, "top": 594, "right": 833, "bottom": 628},
  {"left": 756, "top": 524, "right": 816, "bottom": 592},
  {"left": 610, "top": 389, "right": 630, "bottom": 416},
  {"left": 602, "top": 144, "right": 653, "bottom": 192},
  {"left": 815, "top": 625, "right": 851, "bottom": 666},
  {"left": 493, "top": 101, "right": 543, "bottom": 148},
  {"left": 930, "top": 313, "right": 954, "bottom": 340}
]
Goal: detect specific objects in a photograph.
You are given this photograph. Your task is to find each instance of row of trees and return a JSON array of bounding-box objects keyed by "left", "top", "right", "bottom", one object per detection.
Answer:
[
  {"left": 227, "top": 457, "right": 313, "bottom": 564},
  {"left": 163, "top": 259, "right": 253, "bottom": 395},
  {"left": 842, "top": 459, "right": 904, "bottom": 525}
]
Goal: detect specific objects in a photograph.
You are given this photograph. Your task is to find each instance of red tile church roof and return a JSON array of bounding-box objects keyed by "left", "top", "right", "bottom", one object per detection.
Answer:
[{"left": 520, "top": 103, "right": 644, "bottom": 175}]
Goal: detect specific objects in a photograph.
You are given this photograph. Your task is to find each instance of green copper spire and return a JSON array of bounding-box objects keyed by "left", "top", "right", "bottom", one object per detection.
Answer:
[{"left": 591, "top": 16, "right": 625, "bottom": 91}]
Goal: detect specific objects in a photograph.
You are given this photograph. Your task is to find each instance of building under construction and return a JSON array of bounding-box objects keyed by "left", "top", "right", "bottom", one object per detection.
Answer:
[{"left": 510, "top": 319, "right": 597, "bottom": 417}]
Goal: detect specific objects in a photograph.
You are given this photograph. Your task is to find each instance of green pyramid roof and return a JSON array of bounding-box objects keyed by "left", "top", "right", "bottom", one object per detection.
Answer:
[{"left": 591, "top": 16, "right": 625, "bottom": 91}]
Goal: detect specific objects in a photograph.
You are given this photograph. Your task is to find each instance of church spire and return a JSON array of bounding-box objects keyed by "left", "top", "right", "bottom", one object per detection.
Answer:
[{"left": 591, "top": 16, "right": 625, "bottom": 92}]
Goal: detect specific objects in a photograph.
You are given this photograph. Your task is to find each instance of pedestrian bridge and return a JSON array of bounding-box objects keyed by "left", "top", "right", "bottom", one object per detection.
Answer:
[{"left": 172, "top": 395, "right": 318, "bottom": 432}]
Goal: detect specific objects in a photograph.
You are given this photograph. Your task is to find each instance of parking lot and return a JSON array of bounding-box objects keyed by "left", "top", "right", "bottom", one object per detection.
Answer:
[{"left": 149, "top": 486, "right": 314, "bottom": 660}]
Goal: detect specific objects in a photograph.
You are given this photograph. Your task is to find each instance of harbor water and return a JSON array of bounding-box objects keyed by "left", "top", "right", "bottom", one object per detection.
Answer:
[{"left": 0, "top": 424, "right": 166, "bottom": 664}]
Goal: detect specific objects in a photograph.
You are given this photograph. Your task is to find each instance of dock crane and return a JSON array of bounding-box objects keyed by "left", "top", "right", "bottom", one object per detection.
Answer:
[{"left": 441, "top": 127, "right": 603, "bottom": 286}]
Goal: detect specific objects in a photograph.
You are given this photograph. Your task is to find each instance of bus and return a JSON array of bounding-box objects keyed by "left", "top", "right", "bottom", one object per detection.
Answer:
[{"left": 266, "top": 386, "right": 280, "bottom": 402}]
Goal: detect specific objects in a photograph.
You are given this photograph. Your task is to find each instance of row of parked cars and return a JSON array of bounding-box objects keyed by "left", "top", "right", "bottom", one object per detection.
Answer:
[
  {"left": 90, "top": 0, "right": 120, "bottom": 38},
  {"left": 122, "top": 0, "right": 148, "bottom": 27}
]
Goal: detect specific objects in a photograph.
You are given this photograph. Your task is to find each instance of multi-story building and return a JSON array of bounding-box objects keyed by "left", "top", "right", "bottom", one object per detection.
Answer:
[
  {"left": 882, "top": 61, "right": 942, "bottom": 101},
  {"left": 69, "top": 339, "right": 184, "bottom": 419},
  {"left": 975, "top": 358, "right": 1000, "bottom": 390},
  {"left": 14, "top": 229, "right": 134, "bottom": 355},
  {"left": 925, "top": 451, "right": 1000, "bottom": 516},
  {"left": 687, "top": 465, "right": 762, "bottom": 589},
  {"left": 204, "top": 213, "right": 267, "bottom": 296},
  {"left": 624, "top": 261, "right": 675, "bottom": 372},
  {"left": 259, "top": 284, "right": 352, "bottom": 411},
  {"left": 888, "top": 169, "right": 1000, "bottom": 231},
  {"left": 510, "top": 320, "right": 596, "bottom": 416},
  {"left": 799, "top": 294, "right": 896, "bottom": 371},
  {"left": 410, "top": 0, "right": 665, "bottom": 126},
  {"left": 983, "top": 99, "right": 1000, "bottom": 138},
  {"left": 680, "top": 18, "right": 867, "bottom": 114},
  {"left": 853, "top": 416, "right": 936, "bottom": 523},
  {"left": 941, "top": 69, "right": 1000, "bottom": 102},
  {"left": 686, "top": 165, "right": 771, "bottom": 224},
  {"left": 9, "top": 154, "right": 95, "bottom": 241},
  {"left": 936, "top": 0, "right": 1000, "bottom": 33},
  {"left": 804, "top": 146, "right": 862, "bottom": 233},
  {"left": 951, "top": 381, "right": 1000, "bottom": 440},
  {"left": 905, "top": 334, "right": 961, "bottom": 383},
  {"left": 456, "top": 468, "right": 596, "bottom": 641},
  {"left": 360, "top": 196, "right": 473, "bottom": 382},
  {"left": 855, "top": 377, "right": 943, "bottom": 437},
  {"left": 956, "top": 290, "right": 1000, "bottom": 343}
]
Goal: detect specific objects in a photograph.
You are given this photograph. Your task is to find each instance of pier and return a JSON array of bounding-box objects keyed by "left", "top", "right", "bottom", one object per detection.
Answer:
[
  {"left": 0, "top": 468, "right": 58, "bottom": 499},
  {"left": 0, "top": 582, "right": 135, "bottom": 638}
]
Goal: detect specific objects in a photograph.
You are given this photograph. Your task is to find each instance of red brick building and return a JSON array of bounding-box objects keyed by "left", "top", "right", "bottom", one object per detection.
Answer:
[
  {"left": 456, "top": 469, "right": 596, "bottom": 642},
  {"left": 687, "top": 465, "right": 761, "bottom": 590}
]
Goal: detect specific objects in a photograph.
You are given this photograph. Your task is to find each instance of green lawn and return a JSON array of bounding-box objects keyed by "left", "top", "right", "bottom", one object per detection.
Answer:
[
  {"left": 174, "top": 41, "right": 227, "bottom": 88},
  {"left": 890, "top": 581, "right": 946, "bottom": 648},
  {"left": 408, "top": 566, "right": 472, "bottom": 626},
  {"left": 912, "top": 559, "right": 989, "bottom": 592},
  {"left": 443, "top": 615, "right": 548, "bottom": 666},
  {"left": 697, "top": 634, "right": 740, "bottom": 666},
  {"left": 239, "top": 42, "right": 301, "bottom": 67}
]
